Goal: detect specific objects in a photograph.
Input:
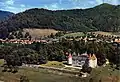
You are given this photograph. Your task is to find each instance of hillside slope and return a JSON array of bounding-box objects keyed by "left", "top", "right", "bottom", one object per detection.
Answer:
[
  {"left": 0, "top": 10, "right": 14, "bottom": 21},
  {"left": 0, "top": 3, "right": 120, "bottom": 38}
]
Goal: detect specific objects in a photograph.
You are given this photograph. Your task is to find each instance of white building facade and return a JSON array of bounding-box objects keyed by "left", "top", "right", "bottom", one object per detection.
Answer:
[{"left": 68, "top": 53, "right": 97, "bottom": 68}]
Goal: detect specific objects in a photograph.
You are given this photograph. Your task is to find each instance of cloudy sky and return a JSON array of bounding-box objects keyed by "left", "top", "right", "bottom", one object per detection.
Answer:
[{"left": 0, "top": 0, "right": 120, "bottom": 13}]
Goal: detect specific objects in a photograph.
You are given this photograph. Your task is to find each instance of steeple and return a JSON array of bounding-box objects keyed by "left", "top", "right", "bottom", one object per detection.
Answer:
[{"left": 89, "top": 54, "right": 97, "bottom": 60}]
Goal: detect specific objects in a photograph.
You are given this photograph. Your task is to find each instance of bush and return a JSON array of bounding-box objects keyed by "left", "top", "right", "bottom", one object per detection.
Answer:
[{"left": 20, "top": 75, "right": 29, "bottom": 82}]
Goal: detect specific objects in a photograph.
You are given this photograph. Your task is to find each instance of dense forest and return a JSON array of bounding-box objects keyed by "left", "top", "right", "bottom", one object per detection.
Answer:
[{"left": 0, "top": 3, "right": 120, "bottom": 38}]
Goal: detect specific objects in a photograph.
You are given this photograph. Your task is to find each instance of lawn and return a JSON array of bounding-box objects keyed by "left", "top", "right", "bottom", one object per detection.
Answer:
[
  {"left": 41, "top": 61, "right": 65, "bottom": 68},
  {"left": 0, "top": 59, "right": 4, "bottom": 66}
]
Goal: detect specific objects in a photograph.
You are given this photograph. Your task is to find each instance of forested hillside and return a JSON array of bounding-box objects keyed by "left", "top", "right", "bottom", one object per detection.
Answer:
[
  {"left": 0, "top": 3, "right": 120, "bottom": 38},
  {"left": 0, "top": 10, "right": 14, "bottom": 21}
]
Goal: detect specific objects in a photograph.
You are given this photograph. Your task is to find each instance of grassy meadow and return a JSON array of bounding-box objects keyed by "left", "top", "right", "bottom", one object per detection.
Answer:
[
  {"left": 89, "top": 65, "right": 120, "bottom": 82},
  {"left": 23, "top": 28, "right": 58, "bottom": 38},
  {"left": 0, "top": 67, "right": 86, "bottom": 82}
]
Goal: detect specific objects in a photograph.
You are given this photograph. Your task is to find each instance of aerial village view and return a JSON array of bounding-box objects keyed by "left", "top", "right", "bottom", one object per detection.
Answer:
[{"left": 0, "top": 0, "right": 120, "bottom": 82}]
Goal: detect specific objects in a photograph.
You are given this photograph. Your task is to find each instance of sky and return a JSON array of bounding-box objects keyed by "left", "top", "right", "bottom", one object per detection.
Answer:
[{"left": 0, "top": 0, "right": 120, "bottom": 13}]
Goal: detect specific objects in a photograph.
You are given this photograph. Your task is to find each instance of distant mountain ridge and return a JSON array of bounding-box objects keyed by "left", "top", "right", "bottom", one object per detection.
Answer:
[
  {"left": 0, "top": 3, "right": 120, "bottom": 38},
  {"left": 0, "top": 10, "right": 14, "bottom": 21}
]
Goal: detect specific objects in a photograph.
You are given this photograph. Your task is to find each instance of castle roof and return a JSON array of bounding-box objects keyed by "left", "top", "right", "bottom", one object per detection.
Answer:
[
  {"left": 89, "top": 54, "right": 97, "bottom": 60},
  {"left": 68, "top": 53, "right": 72, "bottom": 58}
]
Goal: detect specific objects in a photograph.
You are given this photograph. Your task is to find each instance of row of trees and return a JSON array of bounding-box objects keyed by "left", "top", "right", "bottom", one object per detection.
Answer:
[{"left": 8, "top": 31, "right": 31, "bottom": 40}]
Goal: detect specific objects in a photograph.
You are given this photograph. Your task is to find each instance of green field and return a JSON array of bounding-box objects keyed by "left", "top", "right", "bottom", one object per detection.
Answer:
[
  {"left": 92, "top": 31, "right": 120, "bottom": 37},
  {"left": 61, "top": 32, "right": 85, "bottom": 38},
  {"left": 41, "top": 61, "right": 65, "bottom": 68},
  {"left": 61, "top": 31, "right": 120, "bottom": 38}
]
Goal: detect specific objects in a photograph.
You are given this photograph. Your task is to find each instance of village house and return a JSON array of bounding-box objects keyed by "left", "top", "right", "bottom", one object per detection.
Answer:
[{"left": 68, "top": 52, "right": 97, "bottom": 69}]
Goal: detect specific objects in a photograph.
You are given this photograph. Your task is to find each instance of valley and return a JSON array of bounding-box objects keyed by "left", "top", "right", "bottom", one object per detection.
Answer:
[{"left": 0, "top": 1, "right": 120, "bottom": 82}]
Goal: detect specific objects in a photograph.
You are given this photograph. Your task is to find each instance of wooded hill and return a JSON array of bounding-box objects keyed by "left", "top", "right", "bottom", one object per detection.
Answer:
[
  {"left": 0, "top": 10, "right": 14, "bottom": 21},
  {"left": 0, "top": 3, "right": 120, "bottom": 38}
]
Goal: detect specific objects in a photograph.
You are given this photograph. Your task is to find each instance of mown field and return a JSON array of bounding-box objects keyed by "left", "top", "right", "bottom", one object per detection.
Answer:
[{"left": 23, "top": 28, "right": 58, "bottom": 39}]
